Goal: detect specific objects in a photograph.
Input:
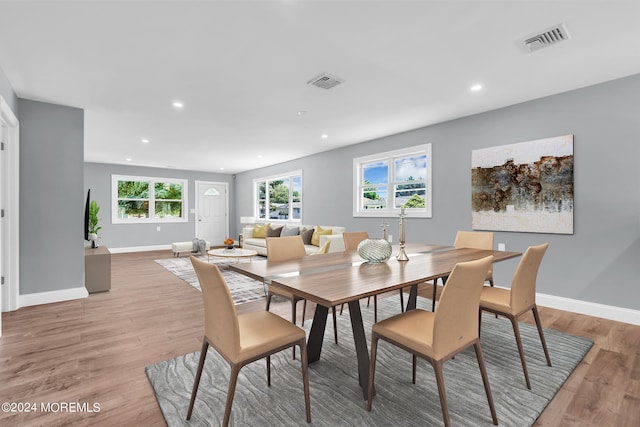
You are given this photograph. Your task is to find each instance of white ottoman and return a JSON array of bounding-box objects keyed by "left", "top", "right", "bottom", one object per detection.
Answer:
[{"left": 171, "top": 241, "right": 211, "bottom": 256}]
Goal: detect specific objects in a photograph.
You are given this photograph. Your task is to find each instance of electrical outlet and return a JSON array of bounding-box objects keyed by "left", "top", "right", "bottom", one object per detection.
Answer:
[
  {"left": 156, "top": 226, "right": 161, "bottom": 232},
  {"left": 498, "top": 243, "right": 505, "bottom": 251}
]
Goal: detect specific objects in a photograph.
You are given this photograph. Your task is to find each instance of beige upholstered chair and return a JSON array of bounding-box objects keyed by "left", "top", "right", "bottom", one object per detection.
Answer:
[
  {"left": 432, "top": 230, "right": 494, "bottom": 311},
  {"left": 479, "top": 242, "right": 551, "bottom": 389},
  {"left": 187, "top": 256, "right": 311, "bottom": 426},
  {"left": 367, "top": 256, "right": 497, "bottom": 427},
  {"left": 266, "top": 235, "right": 339, "bottom": 351}
]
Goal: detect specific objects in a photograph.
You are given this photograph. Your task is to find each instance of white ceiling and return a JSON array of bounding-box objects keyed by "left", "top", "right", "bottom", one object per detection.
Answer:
[{"left": 1, "top": 1, "right": 639, "bottom": 174}]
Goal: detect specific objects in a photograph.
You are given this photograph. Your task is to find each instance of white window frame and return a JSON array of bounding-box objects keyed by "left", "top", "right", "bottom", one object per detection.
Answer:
[
  {"left": 353, "top": 143, "right": 432, "bottom": 218},
  {"left": 111, "top": 174, "right": 188, "bottom": 224},
  {"left": 253, "top": 170, "right": 302, "bottom": 223}
]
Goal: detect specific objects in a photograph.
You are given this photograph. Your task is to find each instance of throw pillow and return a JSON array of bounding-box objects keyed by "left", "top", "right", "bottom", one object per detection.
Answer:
[
  {"left": 267, "top": 225, "right": 283, "bottom": 237},
  {"left": 253, "top": 223, "right": 270, "bottom": 238},
  {"left": 300, "top": 227, "right": 314, "bottom": 245},
  {"left": 311, "top": 226, "right": 333, "bottom": 246},
  {"left": 281, "top": 226, "right": 300, "bottom": 237}
]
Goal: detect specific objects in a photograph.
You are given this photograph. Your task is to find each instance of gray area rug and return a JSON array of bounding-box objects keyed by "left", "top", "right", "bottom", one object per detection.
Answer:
[
  {"left": 155, "top": 255, "right": 266, "bottom": 305},
  {"left": 146, "top": 297, "right": 593, "bottom": 426}
]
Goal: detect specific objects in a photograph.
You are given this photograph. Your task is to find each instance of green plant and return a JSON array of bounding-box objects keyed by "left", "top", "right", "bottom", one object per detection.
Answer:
[{"left": 88, "top": 200, "right": 102, "bottom": 235}]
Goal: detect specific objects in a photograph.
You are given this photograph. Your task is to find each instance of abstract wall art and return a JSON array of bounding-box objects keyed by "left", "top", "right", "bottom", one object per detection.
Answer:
[{"left": 471, "top": 134, "right": 574, "bottom": 234}]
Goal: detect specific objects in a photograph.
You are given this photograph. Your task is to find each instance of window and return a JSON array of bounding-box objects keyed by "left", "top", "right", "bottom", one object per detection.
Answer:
[
  {"left": 353, "top": 144, "right": 432, "bottom": 217},
  {"left": 254, "top": 171, "right": 302, "bottom": 222},
  {"left": 112, "top": 175, "right": 188, "bottom": 223}
]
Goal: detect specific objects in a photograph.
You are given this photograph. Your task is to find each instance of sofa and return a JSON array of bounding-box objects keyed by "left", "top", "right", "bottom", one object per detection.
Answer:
[{"left": 242, "top": 224, "right": 346, "bottom": 256}]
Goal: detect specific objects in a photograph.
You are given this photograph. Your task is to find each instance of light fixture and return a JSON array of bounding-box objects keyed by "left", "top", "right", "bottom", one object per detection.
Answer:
[
  {"left": 257, "top": 154, "right": 263, "bottom": 158},
  {"left": 141, "top": 138, "right": 149, "bottom": 143},
  {"left": 470, "top": 84, "right": 483, "bottom": 92},
  {"left": 172, "top": 101, "right": 184, "bottom": 108},
  {"left": 125, "top": 158, "right": 132, "bottom": 162},
  {"left": 297, "top": 110, "right": 307, "bottom": 116},
  {"left": 321, "top": 134, "right": 329, "bottom": 139}
]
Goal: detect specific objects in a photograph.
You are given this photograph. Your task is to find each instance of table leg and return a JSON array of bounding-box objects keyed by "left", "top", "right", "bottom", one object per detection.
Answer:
[
  {"left": 307, "top": 305, "right": 328, "bottom": 363},
  {"left": 405, "top": 284, "right": 418, "bottom": 311},
  {"left": 348, "top": 300, "right": 374, "bottom": 400}
]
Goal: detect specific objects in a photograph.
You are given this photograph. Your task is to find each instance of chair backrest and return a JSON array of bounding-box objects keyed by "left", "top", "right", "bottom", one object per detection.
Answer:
[
  {"left": 190, "top": 255, "right": 240, "bottom": 357},
  {"left": 510, "top": 243, "right": 549, "bottom": 313},
  {"left": 453, "top": 230, "right": 494, "bottom": 250},
  {"left": 343, "top": 231, "right": 369, "bottom": 252},
  {"left": 432, "top": 255, "right": 494, "bottom": 359},
  {"left": 266, "top": 235, "right": 307, "bottom": 261},
  {"left": 314, "top": 240, "right": 331, "bottom": 255}
]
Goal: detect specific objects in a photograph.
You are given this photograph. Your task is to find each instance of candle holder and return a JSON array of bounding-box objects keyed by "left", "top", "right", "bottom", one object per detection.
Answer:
[{"left": 396, "top": 207, "right": 409, "bottom": 261}]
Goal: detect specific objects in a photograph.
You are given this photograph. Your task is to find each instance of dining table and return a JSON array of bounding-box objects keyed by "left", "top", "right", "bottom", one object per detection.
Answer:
[{"left": 230, "top": 243, "right": 521, "bottom": 399}]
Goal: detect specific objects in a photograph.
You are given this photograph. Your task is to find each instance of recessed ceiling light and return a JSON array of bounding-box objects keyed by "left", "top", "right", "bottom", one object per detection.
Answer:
[
  {"left": 257, "top": 154, "right": 263, "bottom": 159},
  {"left": 321, "top": 134, "right": 329, "bottom": 139},
  {"left": 470, "top": 84, "right": 483, "bottom": 92},
  {"left": 219, "top": 167, "right": 225, "bottom": 171},
  {"left": 125, "top": 158, "right": 132, "bottom": 162},
  {"left": 172, "top": 101, "right": 184, "bottom": 108},
  {"left": 141, "top": 138, "right": 149, "bottom": 143},
  {"left": 297, "top": 110, "right": 307, "bottom": 116}
]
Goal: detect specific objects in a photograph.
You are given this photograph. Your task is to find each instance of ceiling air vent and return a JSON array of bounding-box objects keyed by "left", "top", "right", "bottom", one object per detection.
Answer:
[
  {"left": 522, "top": 23, "right": 570, "bottom": 52},
  {"left": 307, "top": 73, "right": 345, "bottom": 90}
]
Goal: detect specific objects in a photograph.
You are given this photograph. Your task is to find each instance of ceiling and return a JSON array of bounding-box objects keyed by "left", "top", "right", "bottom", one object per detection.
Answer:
[{"left": 0, "top": 1, "right": 639, "bottom": 174}]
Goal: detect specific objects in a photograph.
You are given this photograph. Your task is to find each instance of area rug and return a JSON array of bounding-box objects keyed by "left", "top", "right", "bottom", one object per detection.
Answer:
[
  {"left": 146, "top": 297, "right": 593, "bottom": 426},
  {"left": 155, "top": 255, "right": 266, "bottom": 305}
]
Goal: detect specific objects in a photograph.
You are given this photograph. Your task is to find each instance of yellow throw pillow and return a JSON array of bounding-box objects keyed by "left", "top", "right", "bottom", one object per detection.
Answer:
[
  {"left": 253, "top": 223, "right": 270, "bottom": 238},
  {"left": 311, "top": 226, "right": 332, "bottom": 246}
]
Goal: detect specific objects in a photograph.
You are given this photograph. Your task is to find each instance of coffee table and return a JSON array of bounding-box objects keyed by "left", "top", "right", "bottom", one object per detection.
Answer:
[{"left": 207, "top": 248, "right": 258, "bottom": 263}]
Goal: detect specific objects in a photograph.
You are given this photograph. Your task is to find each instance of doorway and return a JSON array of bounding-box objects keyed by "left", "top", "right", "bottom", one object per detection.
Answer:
[{"left": 195, "top": 181, "right": 228, "bottom": 246}]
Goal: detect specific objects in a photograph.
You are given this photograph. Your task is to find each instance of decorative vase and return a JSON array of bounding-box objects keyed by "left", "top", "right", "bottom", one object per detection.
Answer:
[{"left": 357, "top": 238, "right": 392, "bottom": 263}]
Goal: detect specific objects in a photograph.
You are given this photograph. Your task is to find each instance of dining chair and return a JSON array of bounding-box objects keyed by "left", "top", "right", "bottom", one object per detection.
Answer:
[
  {"left": 479, "top": 242, "right": 551, "bottom": 389},
  {"left": 187, "top": 256, "right": 311, "bottom": 426},
  {"left": 266, "top": 235, "right": 339, "bottom": 352},
  {"left": 342, "top": 231, "right": 405, "bottom": 322},
  {"left": 367, "top": 255, "right": 497, "bottom": 427},
  {"left": 432, "top": 230, "right": 495, "bottom": 311}
]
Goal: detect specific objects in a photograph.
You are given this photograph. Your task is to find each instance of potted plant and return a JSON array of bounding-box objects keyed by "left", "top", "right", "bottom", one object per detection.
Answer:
[{"left": 88, "top": 200, "right": 102, "bottom": 248}]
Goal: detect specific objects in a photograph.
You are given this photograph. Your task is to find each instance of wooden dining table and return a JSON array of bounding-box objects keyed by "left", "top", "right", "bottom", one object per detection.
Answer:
[{"left": 230, "top": 244, "right": 521, "bottom": 399}]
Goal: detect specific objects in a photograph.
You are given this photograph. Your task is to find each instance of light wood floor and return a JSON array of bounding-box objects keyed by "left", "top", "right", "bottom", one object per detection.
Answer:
[{"left": 0, "top": 250, "right": 638, "bottom": 426}]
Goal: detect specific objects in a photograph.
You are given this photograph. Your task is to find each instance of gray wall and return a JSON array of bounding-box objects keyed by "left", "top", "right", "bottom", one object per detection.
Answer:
[
  {"left": 0, "top": 65, "right": 18, "bottom": 113},
  {"left": 84, "top": 162, "right": 235, "bottom": 249},
  {"left": 19, "top": 99, "right": 84, "bottom": 295},
  {"left": 236, "top": 74, "right": 640, "bottom": 311}
]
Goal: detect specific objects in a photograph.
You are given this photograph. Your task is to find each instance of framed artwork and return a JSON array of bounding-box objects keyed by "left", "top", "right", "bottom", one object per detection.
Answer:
[{"left": 471, "top": 134, "right": 574, "bottom": 234}]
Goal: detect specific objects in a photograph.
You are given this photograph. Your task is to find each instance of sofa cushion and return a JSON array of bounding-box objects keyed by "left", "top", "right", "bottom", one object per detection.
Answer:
[
  {"left": 311, "top": 226, "right": 332, "bottom": 246},
  {"left": 267, "top": 225, "right": 283, "bottom": 237},
  {"left": 281, "top": 225, "right": 300, "bottom": 237},
  {"left": 300, "top": 227, "right": 314, "bottom": 245},
  {"left": 253, "top": 223, "right": 270, "bottom": 238}
]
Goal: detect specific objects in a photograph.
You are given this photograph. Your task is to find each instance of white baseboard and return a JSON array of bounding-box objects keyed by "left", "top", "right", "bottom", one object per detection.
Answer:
[
  {"left": 20, "top": 287, "right": 89, "bottom": 308},
  {"left": 536, "top": 292, "right": 640, "bottom": 326},
  {"left": 109, "top": 244, "right": 171, "bottom": 254}
]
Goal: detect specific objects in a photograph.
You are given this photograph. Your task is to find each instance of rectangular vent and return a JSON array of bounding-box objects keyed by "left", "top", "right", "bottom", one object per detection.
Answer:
[
  {"left": 523, "top": 23, "right": 570, "bottom": 52},
  {"left": 307, "top": 73, "right": 345, "bottom": 90}
]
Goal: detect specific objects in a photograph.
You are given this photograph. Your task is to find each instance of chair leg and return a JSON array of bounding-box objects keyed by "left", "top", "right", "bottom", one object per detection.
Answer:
[
  {"left": 266, "top": 355, "right": 271, "bottom": 387},
  {"left": 367, "top": 295, "right": 371, "bottom": 307},
  {"left": 432, "top": 360, "right": 451, "bottom": 427},
  {"left": 510, "top": 316, "right": 531, "bottom": 389},
  {"left": 366, "top": 334, "right": 379, "bottom": 411},
  {"left": 373, "top": 295, "right": 378, "bottom": 323},
  {"left": 223, "top": 363, "right": 241, "bottom": 427},
  {"left": 399, "top": 288, "right": 405, "bottom": 313},
  {"left": 266, "top": 293, "right": 272, "bottom": 311},
  {"left": 301, "top": 300, "right": 307, "bottom": 326},
  {"left": 332, "top": 306, "right": 338, "bottom": 344},
  {"left": 474, "top": 342, "right": 498, "bottom": 425},
  {"left": 432, "top": 278, "right": 438, "bottom": 311},
  {"left": 186, "top": 340, "right": 209, "bottom": 420},
  {"left": 299, "top": 339, "right": 312, "bottom": 423},
  {"left": 532, "top": 305, "right": 552, "bottom": 367},
  {"left": 291, "top": 299, "right": 297, "bottom": 359},
  {"left": 412, "top": 354, "right": 417, "bottom": 384},
  {"left": 339, "top": 303, "right": 344, "bottom": 315}
]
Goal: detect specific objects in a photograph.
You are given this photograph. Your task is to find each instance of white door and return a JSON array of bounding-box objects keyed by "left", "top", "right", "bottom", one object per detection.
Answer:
[{"left": 195, "top": 181, "right": 228, "bottom": 246}]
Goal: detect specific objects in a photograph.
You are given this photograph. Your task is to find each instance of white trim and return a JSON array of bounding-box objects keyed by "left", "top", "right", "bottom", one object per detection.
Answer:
[
  {"left": 19, "top": 287, "right": 88, "bottom": 308},
  {"left": 536, "top": 292, "right": 640, "bottom": 326},
  {"left": 0, "top": 95, "right": 20, "bottom": 319},
  {"left": 253, "top": 170, "right": 303, "bottom": 222},
  {"left": 108, "top": 244, "right": 171, "bottom": 253}
]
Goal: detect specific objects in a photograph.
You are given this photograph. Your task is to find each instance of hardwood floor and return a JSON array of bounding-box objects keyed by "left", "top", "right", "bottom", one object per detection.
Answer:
[{"left": 0, "top": 250, "right": 638, "bottom": 426}]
